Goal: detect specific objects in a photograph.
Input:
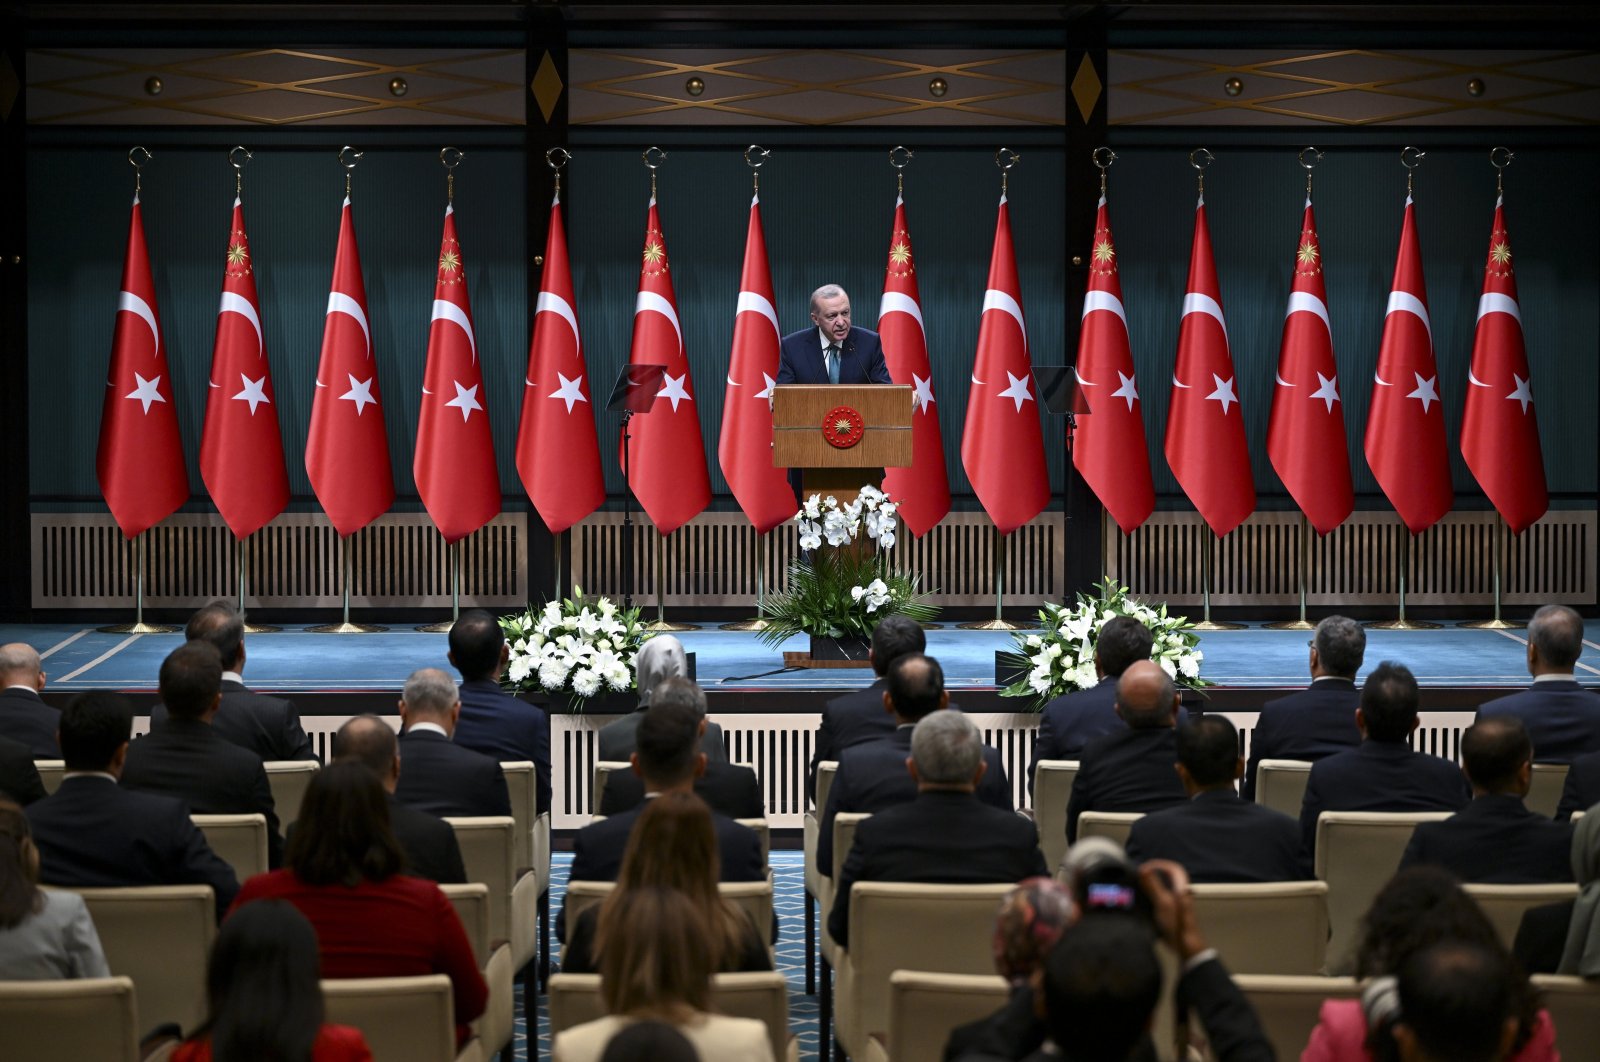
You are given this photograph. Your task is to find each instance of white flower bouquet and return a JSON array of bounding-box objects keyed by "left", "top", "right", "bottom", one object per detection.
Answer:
[
  {"left": 999, "top": 578, "right": 1208, "bottom": 711},
  {"left": 499, "top": 587, "right": 650, "bottom": 711}
]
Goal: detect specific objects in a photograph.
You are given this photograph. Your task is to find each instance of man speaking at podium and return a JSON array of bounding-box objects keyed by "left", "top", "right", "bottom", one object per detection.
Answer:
[{"left": 777, "top": 284, "right": 893, "bottom": 386}]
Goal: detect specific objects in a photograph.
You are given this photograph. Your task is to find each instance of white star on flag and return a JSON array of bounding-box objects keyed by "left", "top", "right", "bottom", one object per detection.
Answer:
[
  {"left": 1310, "top": 372, "right": 1341, "bottom": 414},
  {"left": 549, "top": 372, "right": 589, "bottom": 413},
  {"left": 1112, "top": 371, "right": 1139, "bottom": 412},
  {"left": 912, "top": 372, "right": 936, "bottom": 414},
  {"left": 126, "top": 372, "right": 167, "bottom": 414},
  {"left": 997, "top": 371, "right": 1034, "bottom": 413},
  {"left": 754, "top": 373, "right": 776, "bottom": 402},
  {"left": 340, "top": 375, "right": 378, "bottom": 416},
  {"left": 1206, "top": 374, "right": 1239, "bottom": 415},
  {"left": 445, "top": 380, "right": 483, "bottom": 422},
  {"left": 658, "top": 372, "right": 692, "bottom": 412},
  {"left": 233, "top": 374, "right": 271, "bottom": 415},
  {"left": 1507, "top": 373, "right": 1534, "bottom": 414},
  {"left": 1407, "top": 372, "right": 1440, "bottom": 414}
]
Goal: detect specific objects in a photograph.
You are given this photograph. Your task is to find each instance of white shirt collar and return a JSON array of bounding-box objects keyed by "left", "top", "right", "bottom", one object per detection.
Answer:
[
  {"left": 817, "top": 327, "right": 840, "bottom": 351},
  {"left": 221, "top": 671, "right": 244, "bottom": 684},
  {"left": 62, "top": 771, "right": 117, "bottom": 783},
  {"left": 1534, "top": 673, "right": 1577, "bottom": 684},
  {"left": 4, "top": 683, "right": 39, "bottom": 694},
  {"left": 407, "top": 721, "right": 450, "bottom": 738}
]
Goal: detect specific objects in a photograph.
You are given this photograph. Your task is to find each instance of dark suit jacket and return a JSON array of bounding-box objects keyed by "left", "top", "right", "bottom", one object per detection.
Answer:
[
  {"left": 394, "top": 729, "right": 512, "bottom": 819},
  {"left": 0, "top": 686, "right": 60, "bottom": 757},
  {"left": 599, "top": 760, "right": 762, "bottom": 819},
  {"left": 121, "top": 717, "right": 283, "bottom": 867},
  {"left": 26, "top": 775, "right": 239, "bottom": 912},
  {"left": 828, "top": 789, "right": 1046, "bottom": 949},
  {"left": 1027, "top": 679, "right": 1190, "bottom": 793},
  {"left": 1514, "top": 899, "right": 1575, "bottom": 975},
  {"left": 390, "top": 795, "right": 468, "bottom": 885},
  {"left": 597, "top": 709, "right": 727, "bottom": 765},
  {"left": 1399, "top": 793, "right": 1575, "bottom": 883},
  {"left": 1477, "top": 681, "right": 1600, "bottom": 764},
  {"left": 452, "top": 678, "right": 552, "bottom": 815},
  {"left": 1557, "top": 749, "right": 1600, "bottom": 820},
  {"left": 819, "top": 726, "right": 1014, "bottom": 876},
  {"left": 1125, "top": 789, "right": 1310, "bottom": 882},
  {"left": 0, "top": 733, "right": 47, "bottom": 805},
  {"left": 809, "top": 679, "right": 898, "bottom": 801},
  {"left": 1298, "top": 740, "right": 1472, "bottom": 856},
  {"left": 775, "top": 325, "right": 892, "bottom": 386},
  {"left": 150, "top": 679, "right": 317, "bottom": 763},
  {"left": 1065, "top": 727, "right": 1188, "bottom": 843},
  {"left": 1241, "top": 678, "right": 1361, "bottom": 801}
]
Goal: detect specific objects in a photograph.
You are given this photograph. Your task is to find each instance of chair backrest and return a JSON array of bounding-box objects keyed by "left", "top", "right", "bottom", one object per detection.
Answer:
[
  {"left": 66, "top": 885, "right": 216, "bottom": 1034},
  {"left": 0, "top": 976, "right": 141, "bottom": 1062},
  {"left": 1530, "top": 975, "right": 1600, "bottom": 1052},
  {"left": 1255, "top": 759, "right": 1314, "bottom": 819},
  {"left": 735, "top": 817, "right": 772, "bottom": 867},
  {"left": 562, "top": 878, "right": 776, "bottom": 959},
  {"left": 593, "top": 760, "right": 632, "bottom": 814},
  {"left": 885, "top": 971, "right": 1010, "bottom": 1062},
  {"left": 1189, "top": 881, "right": 1331, "bottom": 976},
  {"left": 191, "top": 813, "right": 269, "bottom": 882},
  {"left": 440, "top": 882, "right": 493, "bottom": 967},
  {"left": 815, "top": 760, "right": 839, "bottom": 816},
  {"left": 1234, "top": 975, "right": 1361, "bottom": 1061},
  {"left": 444, "top": 815, "right": 517, "bottom": 945},
  {"left": 499, "top": 760, "right": 537, "bottom": 870},
  {"left": 1076, "top": 811, "right": 1143, "bottom": 848},
  {"left": 1462, "top": 883, "right": 1580, "bottom": 950},
  {"left": 322, "top": 975, "right": 459, "bottom": 1062},
  {"left": 832, "top": 811, "right": 872, "bottom": 883},
  {"left": 1574, "top": 809, "right": 1587, "bottom": 822},
  {"left": 33, "top": 758, "right": 66, "bottom": 795},
  {"left": 1031, "top": 759, "right": 1078, "bottom": 875},
  {"left": 262, "top": 760, "right": 319, "bottom": 824},
  {"left": 1528, "top": 763, "right": 1570, "bottom": 819},
  {"left": 547, "top": 972, "right": 790, "bottom": 1062},
  {"left": 1315, "top": 811, "right": 1453, "bottom": 974}
]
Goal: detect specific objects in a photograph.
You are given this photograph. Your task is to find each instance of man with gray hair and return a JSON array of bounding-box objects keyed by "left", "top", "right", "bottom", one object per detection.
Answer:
[
  {"left": 1477, "top": 605, "right": 1599, "bottom": 764},
  {"left": 776, "top": 284, "right": 892, "bottom": 387},
  {"left": 1242, "top": 615, "right": 1365, "bottom": 800},
  {"left": 393, "top": 667, "right": 511, "bottom": 818},
  {"left": 828, "top": 709, "right": 1046, "bottom": 948},
  {"left": 0, "top": 642, "right": 58, "bottom": 757}
]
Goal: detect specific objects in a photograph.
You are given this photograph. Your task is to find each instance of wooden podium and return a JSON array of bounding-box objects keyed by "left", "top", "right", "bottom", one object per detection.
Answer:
[{"left": 771, "top": 384, "right": 913, "bottom": 502}]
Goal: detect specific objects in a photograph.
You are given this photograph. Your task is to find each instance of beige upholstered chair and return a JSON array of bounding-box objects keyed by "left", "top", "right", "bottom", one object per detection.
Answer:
[
  {"left": 562, "top": 876, "right": 777, "bottom": 961},
  {"left": 802, "top": 760, "right": 839, "bottom": 992},
  {"left": 499, "top": 758, "right": 552, "bottom": 990},
  {"left": 1462, "top": 882, "right": 1579, "bottom": 950},
  {"left": 444, "top": 815, "right": 542, "bottom": 1024},
  {"left": 1075, "top": 811, "right": 1143, "bottom": 848},
  {"left": 191, "top": 812, "right": 270, "bottom": 882},
  {"left": 736, "top": 817, "right": 772, "bottom": 867},
  {"left": 63, "top": 884, "right": 215, "bottom": 1033},
  {"left": 322, "top": 974, "right": 481, "bottom": 1062},
  {"left": 439, "top": 882, "right": 515, "bottom": 1062},
  {"left": 591, "top": 760, "right": 632, "bottom": 814},
  {"left": 0, "top": 976, "right": 141, "bottom": 1062},
  {"left": 1189, "top": 881, "right": 1331, "bottom": 976},
  {"left": 1255, "top": 759, "right": 1313, "bottom": 819},
  {"left": 1528, "top": 763, "right": 1570, "bottom": 819},
  {"left": 881, "top": 970, "right": 1010, "bottom": 1062},
  {"left": 547, "top": 971, "right": 795, "bottom": 1061},
  {"left": 1530, "top": 975, "right": 1600, "bottom": 1052},
  {"left": 823, "top": 812, "right": 873, "bottom": 961},
  {"left": 1314, "top": 811, "right": 1452, "bottom": 974},
  {"left": 1031, "top": 759, "right": 1078, "bottom": 874},
  {"left": 32, "top": 758, "right": 65, "bottom": 795},
  {"left": 1574, "top": 809, "right": 1587, "bottom": 822},
  {"left": 262, "top": 760, "right": 319, "bottom": 823},
  {"left": 1234, "top": 975, "right": 1361, "bottom": 1059}
]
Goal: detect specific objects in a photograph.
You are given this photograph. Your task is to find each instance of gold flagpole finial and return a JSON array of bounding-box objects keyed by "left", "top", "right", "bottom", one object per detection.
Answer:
[
  {"left": 229, "top": 145, "right": 251, "bottom": 198},
  {"left": 744, "top": 144, "right": 769, "bottom": 195},
  {"left": 1490, "top": 146, "right": 1514, "bottom": 197},
  {"left": 1092, "top": 146, "right": 1116, "bottom": 198},
  {"left": 1189, "top": 147, "right": 1214, "bottom": 197},
  {"left": 1401, "top": 146, "right": 1425, "bottom": 197},
  {"left": 546, "top": 146, "right": 571, "bottom": 199},
  {"left": 890, "top": 145, "right": 914, "bottom": 198},
  {"left": 1298, "top": 146, "right": 1323, "bottom": 200},
  {"left": 339, "top": 146, "right": 363, "bottom": 199},
  {"left": 995, "top": 147, "right": 1019, "bottom": 196},
  {"left": 440, "top": 146, "right": 464, "bottom": 203},
  {"left": 643, "top": 145, "right": 667, "bottom": 199},
  {"left": 128, "top": 146, "right": 151, "bottom": 197}
]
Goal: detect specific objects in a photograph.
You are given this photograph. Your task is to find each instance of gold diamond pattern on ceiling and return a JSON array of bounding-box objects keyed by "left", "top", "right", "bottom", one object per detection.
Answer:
[
  {"left": 570, "top": 49, "right": 1066, "bottom": 126},
  {"left": 1109, "top": 49, "right": 1600, "bottom": 126},
  {"left": 1071, "top": 54, "right": 1102, "bottom": 124},
  {"left": 532, "top": 51, "right": 563, "bottom": 124},
  {"left": 26, "top": 48, "right": 526, "bottom": 126}
]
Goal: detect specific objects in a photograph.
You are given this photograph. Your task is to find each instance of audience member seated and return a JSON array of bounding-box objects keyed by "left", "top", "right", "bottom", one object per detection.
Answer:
[
  {"left": 1303, "top": 866, "right": 1555, "bottom": 1062},
  {"left": 1400, "top": 716, "right": 1573, "bottom": 883},
  {"left": 174, "top": 899, "right": 373, "bottom": 1062},
  {"left": 1126, "top": 714, "right": 1308, "bottom": 882},
  {"left": 597, "top": 1021, "right": 700, "bottom": 1062},
  {"left": 1298, "top": 661, "right": 1470, "bottom": 858},
  {"left": 809, "top": 615, "right": 925, "bottom": 801},
  {"left": 0, "top": 642, "right": 59, "bottom": 757},
  {"left": 564, "top": 790, "right": 770, "bottom": 975},
  {"left": 330, "top": 715, "right": 466, "bottom": 885},
  {"left": 820, "top": 653, "right": 1013, "bottom": 876},
  {"left": 1477, "top": 605, "right": 1599, "bottom": 764},
  {"left": 829, "top": 710, "right": 1046, "bottom": 949},
  {"left": 942, "top": 878, "right": 1077, "bottom": 1062},
  {"left": 392, "top": 668, "right": 512, "bottom": 819},
  {"left": 562, "top": 697, "right": 763, "bottom": 942},
  {"left": 1555, "top": 750, "right": 1600, "bottom": 821},
  {"left": 598, "top": 636, "right": 726, "bottom": 765},
  {"left": 150, "top": 601, "right": 317, "bottom": 763},
  {"left": 1241, "top": 615, "right": 1364, "bottom": 801},
  {"left": 25, "top": 692, "right": 238, "bottom": 912},
  {"left": 1065, "top": 660, "right": 1189, "bottom": 844},
  {"left": 0, "top": 799, "right": 109, "bottom": 980},
  {"left": 552, "top": 886, "right": 774, "bottom": 1062},
  {"left": 600, "top": 679, "right": 761, "bottom": 819},
  {"left": 1515, "top": 811, "right": 1600, "bottom": 975},
  {"left": 447, "top": 609, "right": 551, "bottom": 816},
  {"left": 1378, "top": 942, "right": 1521, "bottom": 1062},
  {"left": 231, "top": 761, "right": 487, "bottom": 1045},
  {"left": 123, "top": 641, "right": 284, "bottom": 867},
  {"left": 0, "top": 734, "right": 45, "bottom": 806}
]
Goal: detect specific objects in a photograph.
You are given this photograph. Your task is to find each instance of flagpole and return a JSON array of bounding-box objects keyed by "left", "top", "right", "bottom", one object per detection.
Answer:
[
  {"left": 99, "top": 532, "right": 179, "bottom": 634},
  {"left": 1192, "top": 531, "right": 1245, "bottom": 631},
  {"left": 234, "top": 534, "right": 280, "bottom": 634},
  {"left": 646, "top": 530, "right": 695, "bottom": 632},
  {"left": 308, "top": 534, "right": 386, "bottom": 634},
  {"left": 1367, "top": 528, "right": 1441, "bottom": 630},
  {"left": 721, "top": 531, "right": 770, "bottom": 632},
  {"left": 1265, "top": 514, "right": 1316, "bottom": 630},
  {"left": 416, "top": 538, "right": 462, "bottom": 634},
  {"left": 961, "top": 527, "right": 1025, "bottom": 630},
  {"left": 1460, "top": 514, "right": 1520, "bottom": 629}
]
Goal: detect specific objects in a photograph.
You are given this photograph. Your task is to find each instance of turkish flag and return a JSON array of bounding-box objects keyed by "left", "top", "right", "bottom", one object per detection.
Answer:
[
  {"left": 960, "top": 195, "right": 1050, "bottom": 536},
  {"left": 414, "top": 204, "right": 501, "bottom": 545},
  {"left": 97, "top": 193, "right": 189, "bottom": 540},
  {"left": 1165, "top": 197, "right": 1255, "bottom": 538},
  {"left": 517, "top": 193, "right": 605, "bottom": 535},
  {"left": 622, "top": 195, "right": 711, "bottom": 536},
  {"left": 878, "top": 193, "right": 951, "bottom": 537},
  {"left": 1364, "top": 196, "right": 1452, "bottom": 535},
  {"left": 1071, "top": 195, "right": 1155, "bottom": 535},
  {"left": 305, "top": 196, "right": 394, "bottom": 538},
  {"left": 199, "top": 197, "right": 290, "bottom": 541},
  {"left": 1266, "top": 199, "right": 1354, "bottom": 536},
  {"left": 717, "top": 193, "right": 794, "bottom": 536},
  {"left": 1461, "top": 197, "right": 1547, "bottom": 534}
]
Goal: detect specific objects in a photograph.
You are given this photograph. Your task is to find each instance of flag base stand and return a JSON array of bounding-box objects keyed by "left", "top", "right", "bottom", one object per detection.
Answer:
[
  {"left": 958, "top": 617, "right": 1027, "bottom": 631},
  {"left": 98, "top": 535, "right": 179, "bottom": 631},
  {"left": 1458, "top": 517, "right": 1521, "bottom": 628},
  {"left": 720, "top": 618, "right": 769, "bottom": 632},
  {"left": 646, "top": 619, "right": 698, "bottom": 632},
  {"left": 99, "top": 620, "right": 179, "bottom": 635},
  {"left": 1192, "top": 534, "right": 1246, "bottom": 631},
  {"left": 959, "top": 528, "right": 1026, "bottom": 630},
  {"left": 1458, "top": 618, "right": 1519, "bottom": 630},
  {"left": 1365, "top": 529, "right": 1441, "bottom": 630},
  {"left": 1265, "top": 516, "right": 1315, "bottom": 630},
  {"left": 1263, "top": 619, "right": 1315, "bottom": 630},
  {"left": 234, "top": 534, "right": 280, "bottom": 632},
  {"left": 307, "top": 540, "right": 388, "bottom": 634},
  {"left": 1192, "top": 619, "right": 1248, "bottom": 631},
  {"left": 646, "top": 535, "right": 696, "bottom": 631},
  {"left": 416, "top": 539, "right": 462, "bottom": 634}
]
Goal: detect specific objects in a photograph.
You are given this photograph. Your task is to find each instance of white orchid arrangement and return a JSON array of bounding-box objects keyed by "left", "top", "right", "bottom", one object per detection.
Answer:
[
  {"left": 499, "top": 587, "right": 651, "bottom": 711},
  {"left": 797, "top": 485, "right": 899, "bottom": 552},
  {"left": 1000, "top": 579, "right": 1208, "bottom": 711}
]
